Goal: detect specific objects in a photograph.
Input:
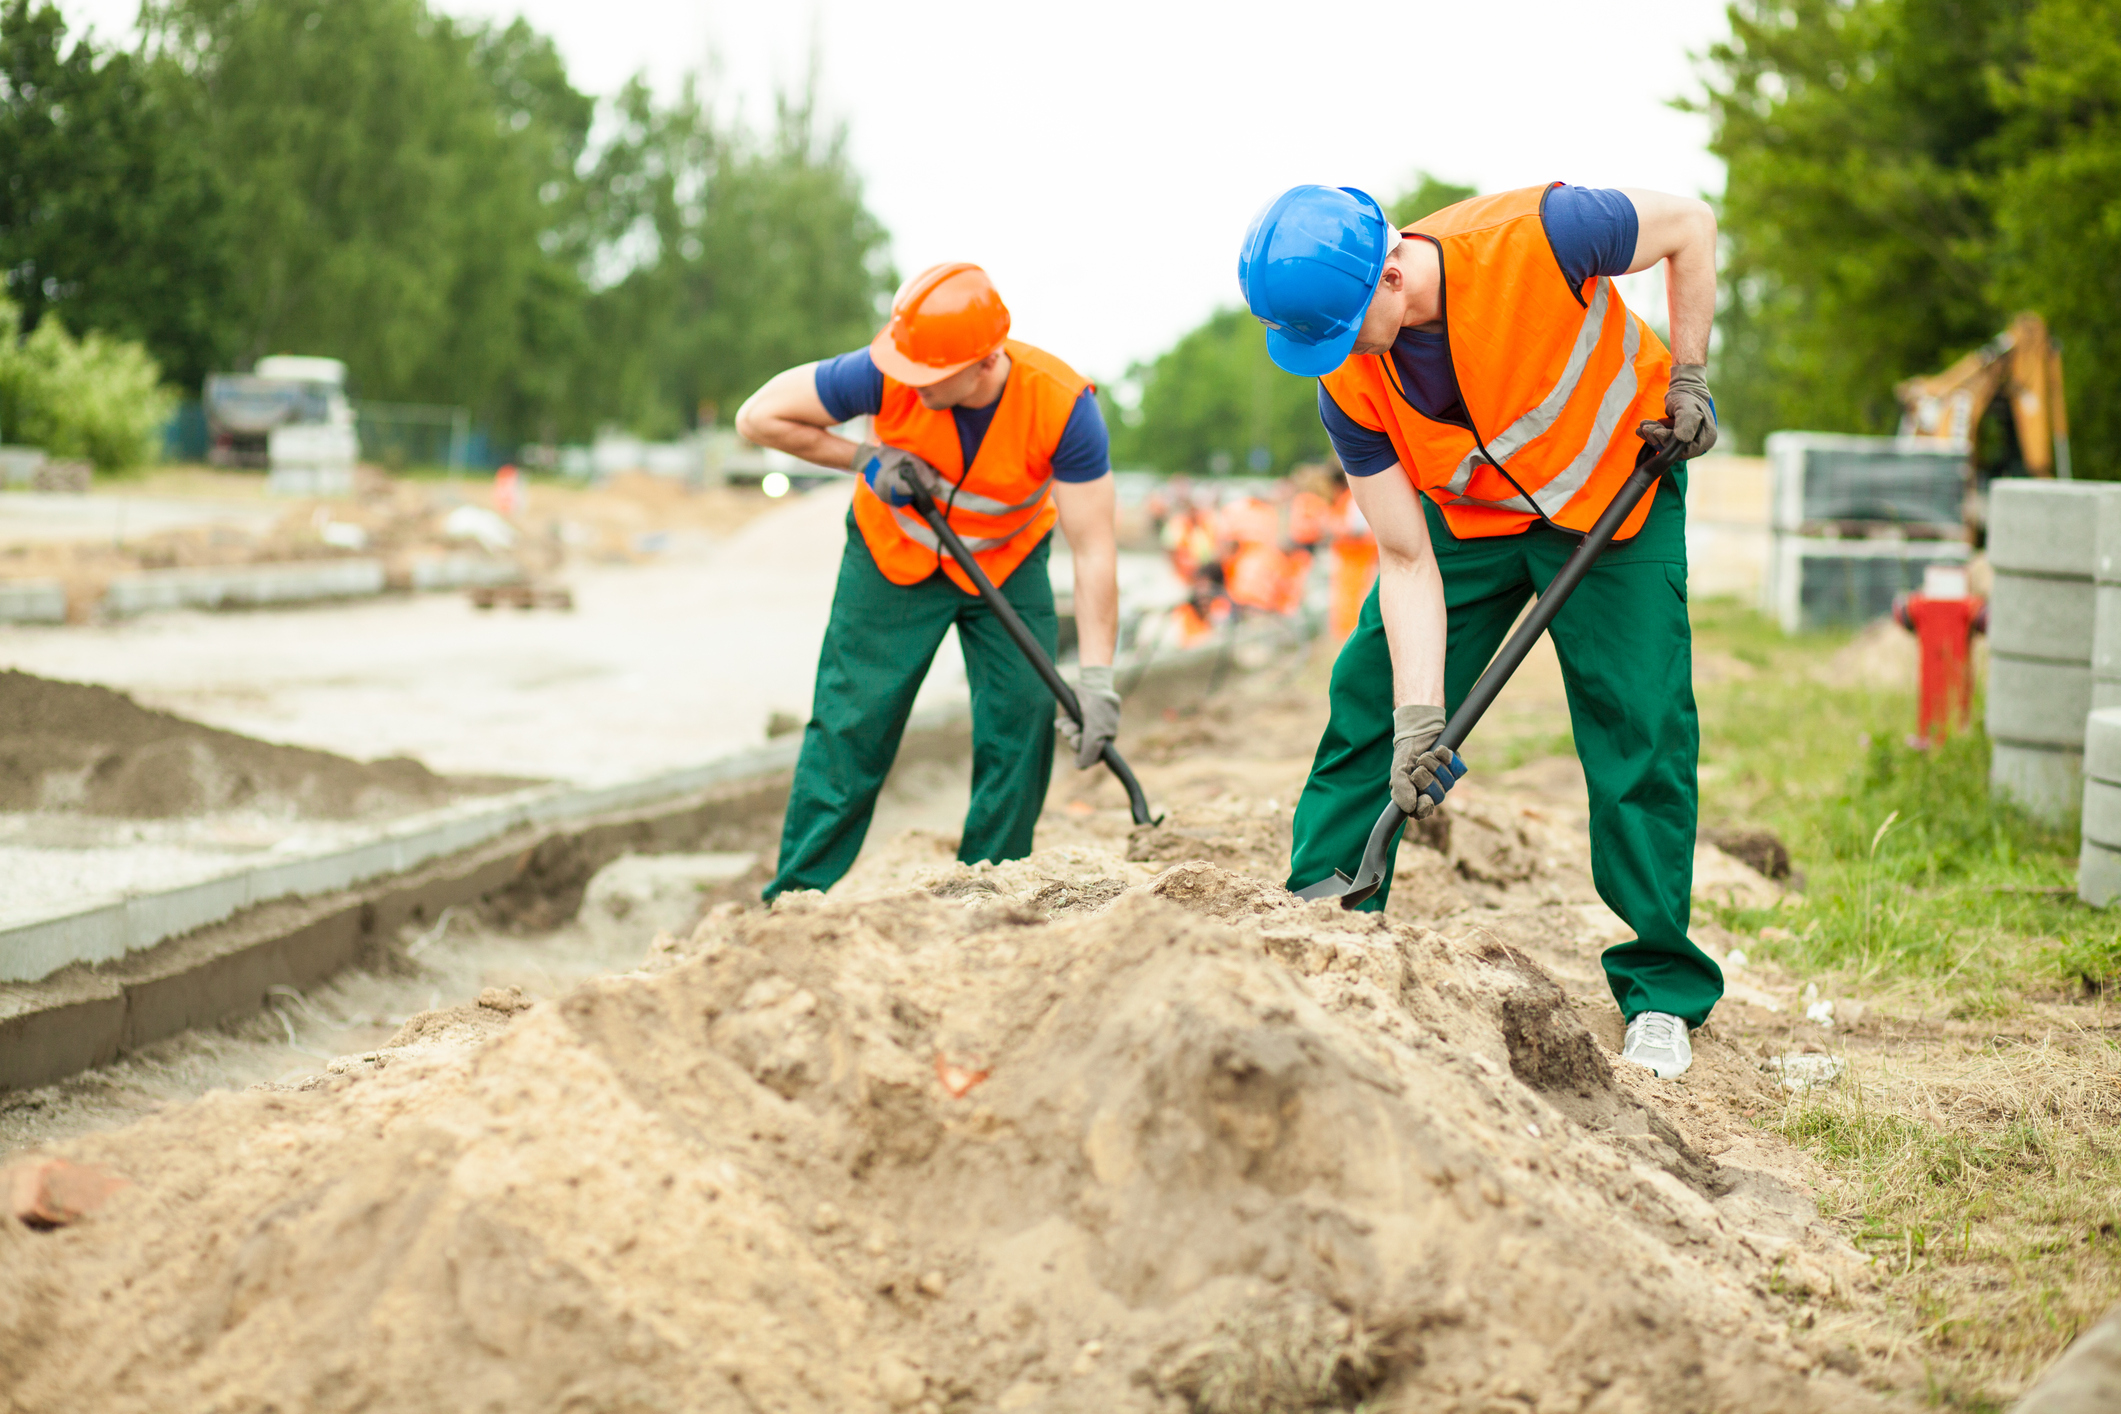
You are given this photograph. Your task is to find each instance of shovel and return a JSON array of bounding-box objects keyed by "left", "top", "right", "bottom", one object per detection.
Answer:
[
  {"left": 903, "top": 478, "right": 1160, "bottom": 827},
  {"left": 1294, "top": 434, "right": 1685, "bottom": 907}
]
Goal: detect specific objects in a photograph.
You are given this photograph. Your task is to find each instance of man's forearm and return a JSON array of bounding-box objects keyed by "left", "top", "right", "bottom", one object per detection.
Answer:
[
  {"left": 1376, "top": 548, "right": 1447, "bottom": 709},
  {"left": 1070, "top": 542, "right": 1118, "bottom": 667},
  {"left": 751, "top": 419, "right": 862, "bottom": 472},
  {"left": 1666, "top": 237, "right": 1716, "bottom": 366}
]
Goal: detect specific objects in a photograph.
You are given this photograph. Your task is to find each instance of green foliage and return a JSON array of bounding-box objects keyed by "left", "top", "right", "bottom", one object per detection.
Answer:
[
  {"left": 572, "top": 82, "right": 892, "bottom": 437},
  {"left": 1699, "top": 0, "right": 2121, "bottom": 470},
  {"left": 1114, "top": 175, "right": 1478, "bottom": 476},
  {"left": 0, "top": 0, "right": 228, "bottom": 388},
  {"left": 1388, "top": 174, "right": 1476, "bottom": 227},
  {"left": 0, "top": 0, "right": 892, "bottom": 453},
  {"left": 0, "top": 299, "right": 175, "bottom": 469},
  {"left": 1110, "top": 309, "right": 1333, "bottom": 476}
]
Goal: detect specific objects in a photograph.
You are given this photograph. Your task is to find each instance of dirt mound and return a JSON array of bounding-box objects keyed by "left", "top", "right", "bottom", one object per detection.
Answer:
[
  {"left": 0, "top": 669, "right": 517, "bottom": 818},
  {"left": 0, "top": 822, "right": 1885, "bottom": 1413}
]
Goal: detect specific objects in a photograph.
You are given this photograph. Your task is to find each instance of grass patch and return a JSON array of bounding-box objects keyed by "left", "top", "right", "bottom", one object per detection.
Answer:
[
  {"left": 1773, "top": 1039, "right": 2121, "bottom": 1400},
  {"left": 1688, "top": 598, "right": 2118, "bottom": 999},
  {"left": 1689, "top": 597, "right": 2121, "bottom": 1400}
]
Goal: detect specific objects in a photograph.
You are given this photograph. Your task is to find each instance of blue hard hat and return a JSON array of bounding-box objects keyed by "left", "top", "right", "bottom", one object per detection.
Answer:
[{"left": 1238, "top": 185, "right": 1395, "bottom": 377}]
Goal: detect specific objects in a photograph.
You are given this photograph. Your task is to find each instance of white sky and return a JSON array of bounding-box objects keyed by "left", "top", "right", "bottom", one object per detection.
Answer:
[{"left": 65, "top": 0, "right": 1732, "bottom": 384}]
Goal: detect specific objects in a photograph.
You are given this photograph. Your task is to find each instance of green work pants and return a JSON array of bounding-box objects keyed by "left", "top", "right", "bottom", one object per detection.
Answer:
[
  {"left": 766, "top": 513, "right": 1058, "bottom": 900},
  {"left": 1285, "top": 470, "right": 1723, "bottom": 1027}
]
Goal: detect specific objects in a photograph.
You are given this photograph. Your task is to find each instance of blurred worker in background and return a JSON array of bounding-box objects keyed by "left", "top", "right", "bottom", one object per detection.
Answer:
[
  {"left": 1241, "top": 182, "right": 1722, "bottom": 1079},
  {"left": 737, "top": 263, "right": 1119, "bottom": 899}
]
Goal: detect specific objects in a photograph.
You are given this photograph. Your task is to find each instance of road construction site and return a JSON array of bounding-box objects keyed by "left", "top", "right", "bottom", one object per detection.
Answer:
[{"left": 1, "top": 471, "right": 2116, "bottom": 1413}]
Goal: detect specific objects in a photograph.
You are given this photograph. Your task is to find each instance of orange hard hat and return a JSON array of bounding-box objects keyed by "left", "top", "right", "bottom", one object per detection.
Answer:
[{"left": 869, "top": 262, "right": 1011, "bottom": 386}]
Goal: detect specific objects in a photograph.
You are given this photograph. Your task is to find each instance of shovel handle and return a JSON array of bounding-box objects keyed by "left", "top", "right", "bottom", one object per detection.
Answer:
[
  {"left": 1300, "top": 437, "right": 1685, "bottom": 907},
  {"left": 904, "top": 479, "right": 1159, "bottom": 827}
]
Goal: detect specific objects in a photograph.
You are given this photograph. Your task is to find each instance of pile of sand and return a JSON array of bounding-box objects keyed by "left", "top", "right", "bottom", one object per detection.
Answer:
[
  {"left": 0, "top": 669, "right": 515, "bottom": 819},
  {"left": 0, "top": 787, "right": 1895, "bottom": 1412}
]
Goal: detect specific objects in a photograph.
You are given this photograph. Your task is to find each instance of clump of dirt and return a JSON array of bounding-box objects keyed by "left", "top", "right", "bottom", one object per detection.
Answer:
[
  {"left": 0, "top": 817, "right": 1895, "bottom": 1412},
  {"left": 0, "top": 669, "right": 520, "bottom": 818}
]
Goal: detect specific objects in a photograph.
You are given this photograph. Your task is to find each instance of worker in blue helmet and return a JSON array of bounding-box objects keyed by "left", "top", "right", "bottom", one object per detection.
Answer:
[{"left": 1242, "top": 180, "right": 1723, "bottom": 1081}]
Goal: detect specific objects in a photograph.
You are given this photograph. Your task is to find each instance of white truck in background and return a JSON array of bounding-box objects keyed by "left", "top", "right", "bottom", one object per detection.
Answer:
[{"left": 204, "top": 355, "right": 359, "bottom": 495}]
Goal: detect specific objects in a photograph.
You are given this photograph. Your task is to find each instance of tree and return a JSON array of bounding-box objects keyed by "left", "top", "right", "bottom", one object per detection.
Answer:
[
  {"left": 1391, "top": 173, "right": 1476, "bottom": 227},
  {"left": 1698, "top": 0, "right": 2121, "bottom": 470},
  {"left": 0, "top": 1, "right": 228, "bottom": 389}
]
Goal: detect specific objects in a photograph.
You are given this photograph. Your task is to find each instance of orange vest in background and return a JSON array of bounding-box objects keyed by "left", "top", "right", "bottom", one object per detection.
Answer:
[
  {"left": 1319, "top": 184, "right": 1673, "bottom": 541},
  {"left": 854, "top": 338, "right": 1088, "bottom": 592}
]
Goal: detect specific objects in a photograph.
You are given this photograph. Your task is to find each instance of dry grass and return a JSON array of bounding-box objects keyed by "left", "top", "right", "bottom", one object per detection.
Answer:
[{"left": 1773, "top": 1014, "right": 2121, "bottom": 1407}]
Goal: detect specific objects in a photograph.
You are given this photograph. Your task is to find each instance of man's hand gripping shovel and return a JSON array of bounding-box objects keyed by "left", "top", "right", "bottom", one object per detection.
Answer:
[
  {"left": 1294, "top": 431, "right": 1685, "bottom": 906},
  {"left": 902, "top": 478, "right": 1162, "bottom": 827}
]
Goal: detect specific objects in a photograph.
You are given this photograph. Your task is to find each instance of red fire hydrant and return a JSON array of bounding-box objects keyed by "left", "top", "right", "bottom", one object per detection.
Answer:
[{"left": 1892, "top": 565, "right": 1986, "bottom": 745}]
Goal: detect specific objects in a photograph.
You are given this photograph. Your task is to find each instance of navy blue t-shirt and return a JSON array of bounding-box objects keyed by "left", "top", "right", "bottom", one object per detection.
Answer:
[
  {"left": 1319, "top": 185, "right": 1641, "bottom": 476},
  {"left": 813, "top": 349, "right": 1111, "bottom": 482}
]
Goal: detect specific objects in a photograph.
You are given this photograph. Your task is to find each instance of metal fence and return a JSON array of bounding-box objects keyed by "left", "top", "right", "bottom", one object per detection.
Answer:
[{"left": 353, "top": 400, "right": 472, "bottom": 471}]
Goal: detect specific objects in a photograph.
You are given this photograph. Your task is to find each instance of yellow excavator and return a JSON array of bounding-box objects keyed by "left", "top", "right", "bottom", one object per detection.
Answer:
[{"left": 1897, "top": 311, "right": 2072, "bottom": 492}]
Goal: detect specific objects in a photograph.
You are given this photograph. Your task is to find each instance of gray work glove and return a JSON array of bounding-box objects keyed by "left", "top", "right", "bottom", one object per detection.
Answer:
[
  {"left": 1060, "top": 665, "right": 1121, "bottom": 770},
  {"left": 1390, "top": 703, "right": 1464, "bottom": 819},
  {"left": 1638, "top": 364, "right": 1717, "bottom": 460},
  {"left": 851, "top": 441, "right": 943, "bottom": 508}
]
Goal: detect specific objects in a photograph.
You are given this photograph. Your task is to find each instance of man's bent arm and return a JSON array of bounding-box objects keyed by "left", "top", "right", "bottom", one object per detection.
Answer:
[
  {"left": 1053, "top": 476, "right": 1118, "bottom": 669},
  {"left": 1349, "top": 467, "right": 1446, "bottom": 709},
  {"left": 734, "top": 364, "right": 863, "bottom": 471},
  {"left": 1620, "top": 189, "right": 1717, "bottom": 366}
]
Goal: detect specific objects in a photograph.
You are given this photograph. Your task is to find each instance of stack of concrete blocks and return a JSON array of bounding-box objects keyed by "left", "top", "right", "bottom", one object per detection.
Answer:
[
  {"left": 1986, "top": 480, "right": 2121, "bottom": 823},
  {"left": 2080, "top": 495, "right": 2121, "bottom": 903},
  {"left": 1762, "top": 432, "right": 1969, "bottom": 632}
]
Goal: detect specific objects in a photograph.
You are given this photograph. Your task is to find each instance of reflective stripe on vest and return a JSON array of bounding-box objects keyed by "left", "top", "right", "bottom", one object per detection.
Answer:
[
  {"left": 1441, "top": 286, "right": 1641, "bottom": 520},
  {"left": 885, "top": 478, "right": 1052, "bottom": 554}
]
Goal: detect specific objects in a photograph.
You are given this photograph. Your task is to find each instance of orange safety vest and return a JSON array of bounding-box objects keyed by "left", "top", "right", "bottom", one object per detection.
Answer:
[
  {"left": 853, "top": 338, "right": 1088, "bottom": 592},
  {"left": 1319, "top": 184, "right": 1672, "bottom": 541}
]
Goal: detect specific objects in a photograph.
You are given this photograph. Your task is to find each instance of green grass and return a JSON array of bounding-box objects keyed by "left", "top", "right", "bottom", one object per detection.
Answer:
[{"left": 1688, "top": 598, "right": 2119, "bottom": 998}]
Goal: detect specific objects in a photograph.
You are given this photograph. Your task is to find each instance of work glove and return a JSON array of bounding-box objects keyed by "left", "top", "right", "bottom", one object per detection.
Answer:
[
  {"left": 851, "top": 441, "right": 943, "bottom": 508},
  {"left": 1059, "top": 665, "right": 1122, "bottom": 770},
  {"left": 1390, "top": 703, "right": 1465, "bottom": 820},
  {"left": 1638, "top": 364, "right": 1717, "bottom": 461}
]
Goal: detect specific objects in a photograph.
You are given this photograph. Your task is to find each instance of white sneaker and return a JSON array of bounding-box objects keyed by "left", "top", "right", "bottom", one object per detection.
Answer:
[{"left": 1621, "top": 1011, "right": 1692, "bottom": 1079}]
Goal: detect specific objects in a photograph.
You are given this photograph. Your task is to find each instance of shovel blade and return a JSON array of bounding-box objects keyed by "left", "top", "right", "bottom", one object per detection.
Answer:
[{"left": 1292, "top": 870, "right": 1357, "bottom": 901}]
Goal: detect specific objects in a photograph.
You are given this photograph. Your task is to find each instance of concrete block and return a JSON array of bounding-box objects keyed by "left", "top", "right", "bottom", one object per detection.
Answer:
[
  {"left": 2085, "top": 778, "right": 2121, "bottom": 849},
  {"left": 0, "top": 577, "right": 66, "bottom": 623},
  {"left": 104, "top": 558, "right": 385, "bottom": 616},
  {"left": 2096, "top": 586, "right": 2121, "bottom": 678},
  {"left": 1991, "top": 572, "right": 2096, "bottom": 663},
  {"left": 2099, "top": 493, "right": 2121, "bottom": 584},
  {"left": 2082, "top": 840, "right": 2121, "bottom": 907},
  {"left": 410, "top": 554, "right": 524, "bottom": 592},
  {"left": 1987, "top": 655, "right": 2094, "bottom": 748},
  {"left": 1991, "top": 740, "right": 2084, "bottom": 825},
  {"left": 1988, "top": 480, "right": 2121, "bottom": 577},
  {"left": 2085, "top": 708, "right": 2121, "bottom": 785}
]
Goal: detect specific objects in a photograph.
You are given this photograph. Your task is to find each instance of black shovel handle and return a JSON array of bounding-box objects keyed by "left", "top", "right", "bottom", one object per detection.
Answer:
[
  {"left": 1294, "top": 437, "right": 1684, "bottom": 906},
  {"left": 903, "top": 479, "right": 1159, "bottom": 827}
]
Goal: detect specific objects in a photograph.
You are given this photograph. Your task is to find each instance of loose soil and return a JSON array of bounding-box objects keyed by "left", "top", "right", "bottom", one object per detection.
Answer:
[
  {"left": 0, "top": 661, "right": 1930, "bottom": 1413},
  {"left": 0, "top": 668, "right": 521, "bottom": 819}
]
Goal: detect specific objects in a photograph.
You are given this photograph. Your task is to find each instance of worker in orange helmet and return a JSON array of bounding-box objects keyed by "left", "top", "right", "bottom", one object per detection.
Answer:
[{"left": 737, "top": 263, "right": 1120, "bottom": 898}]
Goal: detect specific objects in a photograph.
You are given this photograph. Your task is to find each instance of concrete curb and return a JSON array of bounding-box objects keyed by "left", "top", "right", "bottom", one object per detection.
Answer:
[
  {"left": 0, "top": 578, "right": 66, "bottom": 623},
  {"left": 104, "top": 559, "right": 388, "bottom": 616},
  {"left": 0, "top": 728, "right": 849, "bottom": 985}
]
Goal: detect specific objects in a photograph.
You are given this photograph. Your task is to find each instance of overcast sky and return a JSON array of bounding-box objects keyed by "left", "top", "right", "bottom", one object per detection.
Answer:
[{"left": 64, "top": 0, "right": 1734, "bottom": 383}]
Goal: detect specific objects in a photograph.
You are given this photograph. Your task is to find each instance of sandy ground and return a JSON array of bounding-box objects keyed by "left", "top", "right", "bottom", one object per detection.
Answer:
[{"left": 0, "top": 639, "right": 1962, "bottom": 1412}]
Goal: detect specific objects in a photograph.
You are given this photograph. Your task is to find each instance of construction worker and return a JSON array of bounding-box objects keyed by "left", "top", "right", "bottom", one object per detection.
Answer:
[
  {"left": 736, "top": 263, "right": 1119, "bottom": 899},
  {"left": 1241, "top": 183, "right": 1721, "bottom": 1079}
]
